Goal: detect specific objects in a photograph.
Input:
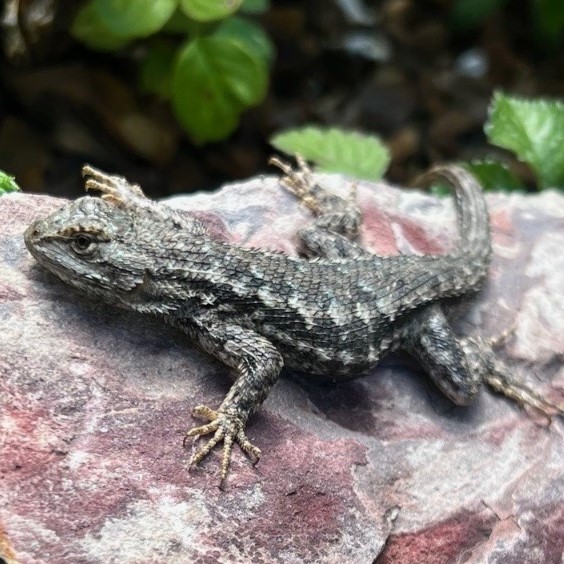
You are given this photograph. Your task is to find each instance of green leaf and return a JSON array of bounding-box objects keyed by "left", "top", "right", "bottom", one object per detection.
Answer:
[
  {"left": 0, "top": 171, "right": 20, "bottom": 195},
  {"left": 450, "top": 0, "right": 507, "bottom": 31},
  {"left": 240, "top": 0, "right": 270, "bottom": 14},
  {"left": 485, "top": 91, "right": 564, "bottom": 189},
  {"left": 270, "top": 127, "right": 391, "bottom": 181},
  {"left": 464, "top": 160, "right": 525, "bottom": 192},
  {"left": 429, "top": 183, "right": 451, "bottom": 198},
  {"left": 179, "top": 0, "right": 243, "bottom": 22},
  {"left": 93, "top": 0, "right": 177, "bottom": 38},
  {"left": 534, "top": 0, "right": 564, "bottom": 43},
  {"left": 139, "top": 42, "right": 176, "bottom": 98},
  {"left": 161, "top": 8, "right": 212, "bottom": 35},
  {"left": 172, "top": 35, "right": 268, "bottom": 142},
  {"left": 214, "top": 16, "right": 275, "bottom": 66},
  {"left": 71, "top": 2, "right": 132, "bottom": 50}
]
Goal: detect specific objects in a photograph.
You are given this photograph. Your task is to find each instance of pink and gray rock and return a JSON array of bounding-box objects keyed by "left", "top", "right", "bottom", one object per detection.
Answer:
[{"left": 1, "top": 174, "right": 563, "bottom": 563}]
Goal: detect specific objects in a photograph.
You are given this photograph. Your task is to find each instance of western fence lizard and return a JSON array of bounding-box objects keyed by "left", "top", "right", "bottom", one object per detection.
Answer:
[{"left": 24, "top": 157, "right": 563, "bottom": 487}]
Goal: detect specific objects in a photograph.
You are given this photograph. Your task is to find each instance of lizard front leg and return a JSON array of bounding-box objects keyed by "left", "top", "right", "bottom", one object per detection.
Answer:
[
  {"left": 183, "top": 319, "right": 283, "bottom": 487},
  {"left": 270, "top": 155, "right": 367, "bottom": 259},
  {"left": 82, "top": 164, "right": 147, "bottom": 208},
  {"left": 81, "top": 164, "right": 209, "bottom": 234}
]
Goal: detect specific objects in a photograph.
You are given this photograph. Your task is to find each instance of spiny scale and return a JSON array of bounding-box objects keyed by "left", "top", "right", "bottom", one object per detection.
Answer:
[{"left": 24, "top": 158, "right": 563, "bottom": 486}]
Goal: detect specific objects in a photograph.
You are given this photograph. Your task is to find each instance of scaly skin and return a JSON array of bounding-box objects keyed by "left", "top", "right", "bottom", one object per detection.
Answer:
[{"left": 24, "top": 159, "right": 563, "bottom": 487}]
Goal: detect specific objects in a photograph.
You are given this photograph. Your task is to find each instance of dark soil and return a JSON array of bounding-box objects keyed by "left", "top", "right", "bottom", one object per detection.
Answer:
[{"left": 1, "top": 0, "right": 563, "bottom": 197}]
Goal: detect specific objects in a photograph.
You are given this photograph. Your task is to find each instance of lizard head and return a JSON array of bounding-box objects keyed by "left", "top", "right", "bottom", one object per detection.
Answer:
[
  {"left": 24, "top": 196, "right": 146, "bottom": 302},
  {"left": 25, "top": 193, "right": 214, "bottom": 310}
]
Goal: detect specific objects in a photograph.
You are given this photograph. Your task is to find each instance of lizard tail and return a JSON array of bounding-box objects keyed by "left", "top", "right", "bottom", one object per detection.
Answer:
[{"left": 417, "top": 164, "right": 492, "bottom": 279}]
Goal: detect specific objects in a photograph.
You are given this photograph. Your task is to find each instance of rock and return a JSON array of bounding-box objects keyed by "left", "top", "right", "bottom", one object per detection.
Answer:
[{"left": 1, "top": 174, "right": 563, "bottom": 563}]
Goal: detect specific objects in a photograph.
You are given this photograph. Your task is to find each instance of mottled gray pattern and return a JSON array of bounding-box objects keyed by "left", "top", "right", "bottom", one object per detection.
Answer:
[{"left": 23, "top": 161, "right": 563, "bottom": 485}]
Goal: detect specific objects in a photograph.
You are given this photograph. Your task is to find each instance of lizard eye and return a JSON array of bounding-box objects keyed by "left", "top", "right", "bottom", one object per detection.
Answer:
[{"left": 71, "top": 234, "right": 97, "bottom": 255}]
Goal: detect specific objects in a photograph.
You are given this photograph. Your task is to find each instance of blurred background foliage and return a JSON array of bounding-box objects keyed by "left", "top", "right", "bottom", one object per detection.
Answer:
[{"left": 1, "top": 0, "right": 563, "bottom": 198}]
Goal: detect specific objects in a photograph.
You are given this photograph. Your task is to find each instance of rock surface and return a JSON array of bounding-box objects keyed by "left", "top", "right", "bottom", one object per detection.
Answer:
[{"left": 1, "top": 174, "right": 563, "bottom": 564}]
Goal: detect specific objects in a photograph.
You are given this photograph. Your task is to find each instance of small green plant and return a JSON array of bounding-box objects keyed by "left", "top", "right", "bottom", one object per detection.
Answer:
[
  {"left": 451, "top": 0, "right": 564, "bottom": 45},
  {"left": 270, "top": 92, "right": 564, "bottom": 193},
  {"left": 463, "top": 160, "right": 525, "bottom": 192},
  {"left": 450, "top": 0, "right": 508, "bottom": 31},
  {"left": 0, "top": 171, "right": 20, "bottom": 195},
  {"left": 270, "top": 126, "right": 390, "bottom": 181},
  {"left": 485, "top": 91, "right": 564, "bottom": 190},
  {"left": 534, "top": 0, "right": 564, "bottom": 43},
  {"left": 72, "top": 0, "right": 274, "bottom": 143}
]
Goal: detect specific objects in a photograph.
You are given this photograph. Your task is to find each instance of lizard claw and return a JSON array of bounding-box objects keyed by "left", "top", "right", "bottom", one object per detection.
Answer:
[
  {"left": 81, "top": 164, "right": 145, "bottom": 206},
  {"left": 184, "top": 405, "right": 261, "bottom": 487},
  {"left": 486, "top": 367, "right": 564, "bottom": 425},
  {"left": 269, "top": 154, "right": 323, "bottom": 213},
  {"left": 462, "top": 336, "right": 564, "bottom": 424}
]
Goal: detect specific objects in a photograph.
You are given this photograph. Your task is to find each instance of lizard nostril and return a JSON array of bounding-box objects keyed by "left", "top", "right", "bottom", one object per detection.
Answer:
[{"left": 24, "top": 222, "right": 43, "bottom": 244}]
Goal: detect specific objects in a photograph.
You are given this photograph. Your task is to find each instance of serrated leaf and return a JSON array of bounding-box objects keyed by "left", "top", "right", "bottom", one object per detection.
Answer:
[
  {"left": 93, "top": 0, "right": 177, "bottom": 38},
  {"left": 215, "top": 16, "right": 275, "bottom": 66},
  {"left": 71, "top": 2, "right": 131, "bottom": 50},
  {"left": 0, "top": 171, "right": 20, "bottom": 195},
  {"left": 464, "top": 160, "right": 525, "bottom": 192},
  {"left": 485, "top": 92, "right": 564, "bottom": 189},
  {"left": 172, "top": 35, "right": 268, "bottom": 143},
  {"left": 270, "top": 127, "right": 390, "bottom": 181},
  {"left": 240, "top": 0, "right": 270, "bottom": 14},
  {"left": 179, "top": 0, "right": 243, "bottom": 22}
]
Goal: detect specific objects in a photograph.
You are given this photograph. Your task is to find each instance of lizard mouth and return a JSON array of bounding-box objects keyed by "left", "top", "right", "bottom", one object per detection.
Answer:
[{"left": 23, "top": 218, "right": 71, "bottom": 275}]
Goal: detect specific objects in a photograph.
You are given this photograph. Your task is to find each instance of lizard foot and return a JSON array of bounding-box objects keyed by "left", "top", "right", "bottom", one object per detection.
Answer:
[
  {"left": 82, "top": 164, "right": 145, "bottom": 207},
  {"left": 183, "top": 405, "right": 261, "bottom": 488},
  {"left": 485, "top": 363, "right": 564, "bottom": 424},
  {"left": 484, "top": 334, "right": 564, "bottom": 423},
  {"left": 269, "top": 154, "right": 357, "bottom": 216},
  {"left": 462, "top": 336, "right": 564, "bottom": 424}
]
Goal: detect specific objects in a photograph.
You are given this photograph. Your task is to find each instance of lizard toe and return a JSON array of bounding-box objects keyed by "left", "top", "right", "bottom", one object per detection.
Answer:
[
  {"left": 82, "top": 165, "right": 145, "bottom": 205},
  {"left": 191, "top": 404, "right": 218, "bottom": 421},
  {"left": 184, "top": 407, "right": 259, "bottom": 486}
]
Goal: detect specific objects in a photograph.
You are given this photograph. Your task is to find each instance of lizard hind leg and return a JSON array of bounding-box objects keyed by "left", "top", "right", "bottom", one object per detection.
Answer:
[
  {"left": 401, "top": 304, "right": 482, "bottom": 406},
  {"left": 460, "top": 335, "right": 564, "bottom": 422},
  {"left": 403, "top": 304, "right": 564, "bottom": 418}
]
